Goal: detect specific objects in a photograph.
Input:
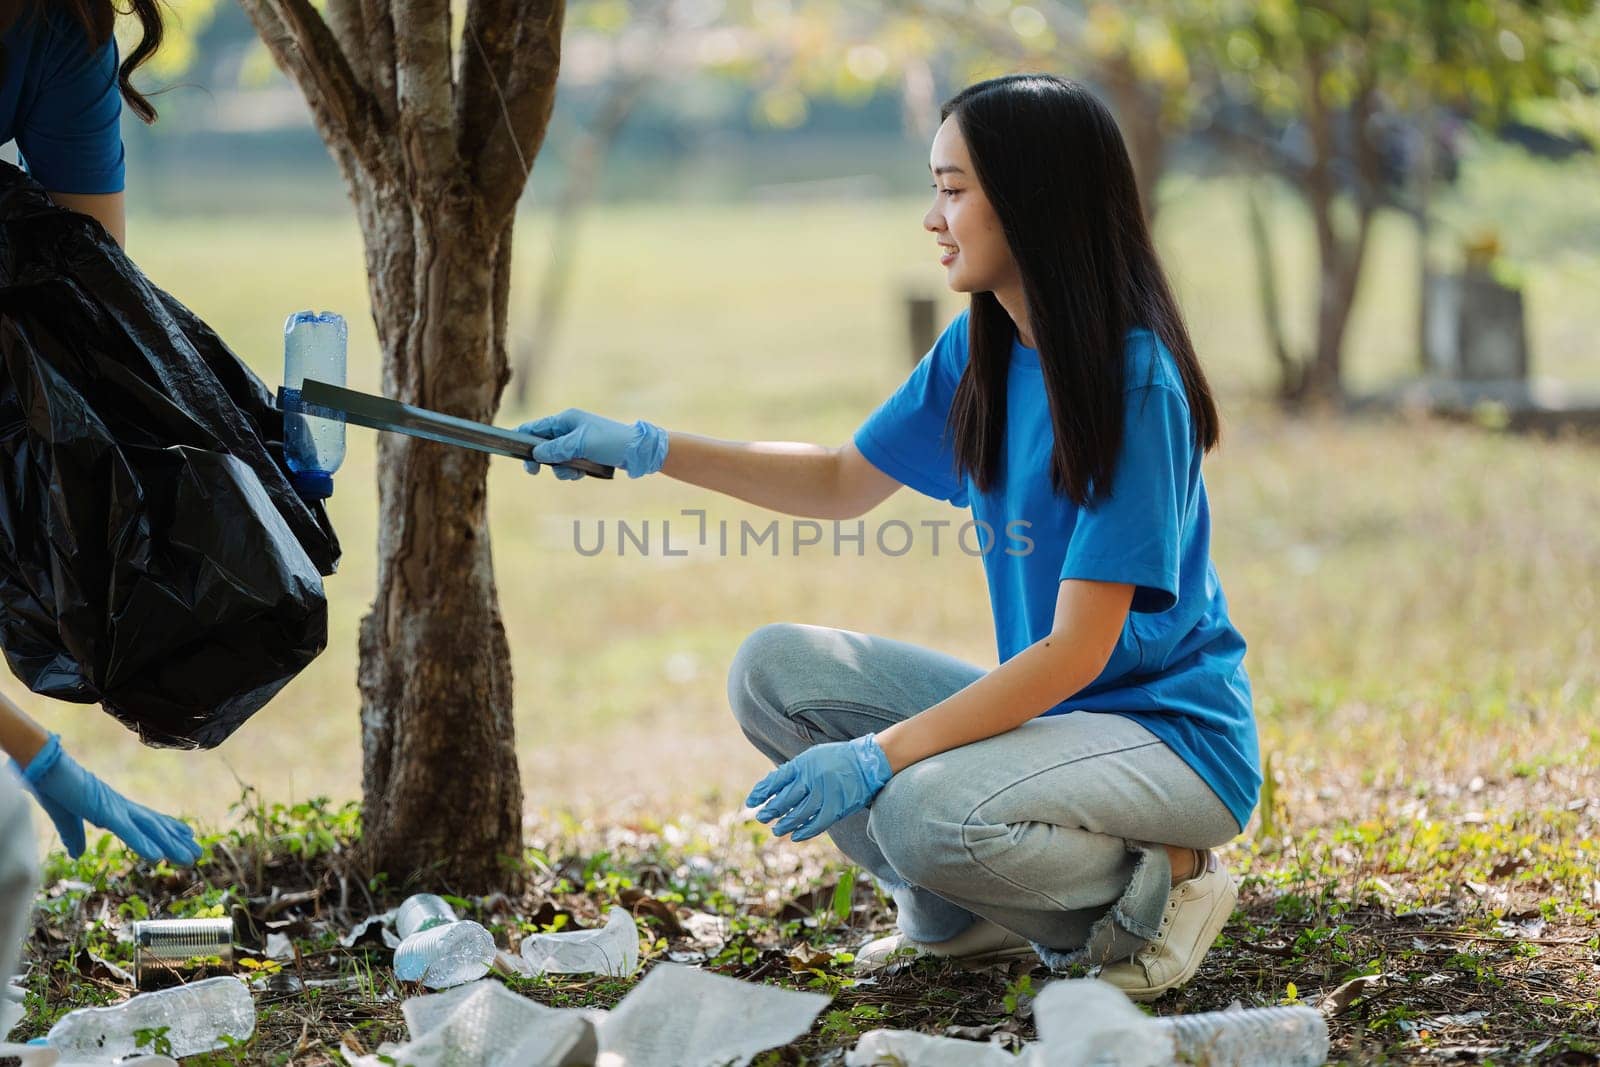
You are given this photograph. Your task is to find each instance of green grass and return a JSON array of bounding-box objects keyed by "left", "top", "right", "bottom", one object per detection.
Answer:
[{"left": 13, "top": 157, "right": 1597, "bottom": 840}]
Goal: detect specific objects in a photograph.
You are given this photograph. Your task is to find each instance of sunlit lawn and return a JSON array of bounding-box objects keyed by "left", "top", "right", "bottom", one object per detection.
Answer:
[{"left": 21, "top": 151, "right": 1599, "bottom": 842}]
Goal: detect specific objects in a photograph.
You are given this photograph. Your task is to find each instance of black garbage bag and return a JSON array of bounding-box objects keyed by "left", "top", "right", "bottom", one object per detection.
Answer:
[{"left": 0, "top": 162, "right": 340, "bottom": 749}]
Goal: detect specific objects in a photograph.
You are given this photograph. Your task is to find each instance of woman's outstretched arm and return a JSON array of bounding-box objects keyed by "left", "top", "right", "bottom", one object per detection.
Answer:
[{"left": 660, "top": 435, "right": 900, "bottom": 521}]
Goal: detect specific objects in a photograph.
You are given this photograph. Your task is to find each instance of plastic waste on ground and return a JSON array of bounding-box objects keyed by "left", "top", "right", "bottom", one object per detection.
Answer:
[
  {"left": 396, "top": 894, "right": 459, "bottom": 940},
  {"left": 0, "top": 1044, "right": 177, "bottom": 1066},
  {"left": 279, "top": 310, "right": 347, "bottom": 500},
  {"left": 358, "top": 980, "right": 598, "bottom": 1067},
  {"left": 0, "top": 1043, "right": 53, "bottom": 1066},
  {"left": 337, "top": 956, "right": 1327, "bottom": 1067},
  {"left": 858, "top": 978, "right": 1330, "bottom": 1067},
  {"left": 1030, "top": 979, "right": 1176, "bottom": 1067},
  {"left": 394, "top": 922, "right": 498, "bottom": 990},
  {"left": 340, "top": 909, "right": 402, "bottom": 950},
  {"left": 390, "top": 893, "right": 497, "bottom": 990},
  {"left": 0, "top": 161, "right": 339, "bottom": 748},
  {"left": 516, "top": 905, "right": 640, "bottom": 978},
  {"left": 343, "top": 962, "right": 826, "bottom": 1067},
  {"left": 43, "top": 975, "right": 254, "bottom": 1059},
  {"left": 1033, "top": 979, "right": 1327, "bottom": 1067},
  {"left": 595, "top": 962, "right": 829, "bottom": 1067},
  {"left": 1148, "top": 1005, "right": 1329, "bottom": 1067},
  {"left": 0, "top": 989, "right": 21, "bottom": 1044},
  {"left": 846, "top": 1028, "right": 1020, "bottom": 1066}
]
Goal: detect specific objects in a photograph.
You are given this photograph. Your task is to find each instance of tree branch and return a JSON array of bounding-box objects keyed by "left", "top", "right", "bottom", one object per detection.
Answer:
[
  {"left": 320, "top": 0, "right": 369, "bottom": 89},
  {"left": 238, "top": 0, "right": 378, "bottom": 176},
  {"left": 462, "top": 0, "right": 565, "bottom": 221},
  {"left": 456, "top": 0, "right": 522, "bottom": 175},
  {"left": 358, "top": 0, "right": 400, "bottom": 129},
  {"left": 392, "top": 0, "right": 458, "bottom": 188}
]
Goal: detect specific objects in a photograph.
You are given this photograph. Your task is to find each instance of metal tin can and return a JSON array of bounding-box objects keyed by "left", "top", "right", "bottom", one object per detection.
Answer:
[{"left": 131, "top": 918, "right": 235, "bottom": 989}]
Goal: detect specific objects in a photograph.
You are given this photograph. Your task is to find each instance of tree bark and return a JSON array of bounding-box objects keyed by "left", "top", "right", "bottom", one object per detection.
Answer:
[
  {"left": 240, "top": 0, "right": 563, "bottom": 892},
  {"left": 354, "top": 191, "right": 523, "bottom": 890}
]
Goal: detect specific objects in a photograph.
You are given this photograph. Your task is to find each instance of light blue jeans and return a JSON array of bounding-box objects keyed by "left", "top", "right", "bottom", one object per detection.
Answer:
[
  {"left": 0, "top": 770, "right": 35, "bottom": 1034},
  {"left": 727, "top": 622, "right": 1239, "bottom": 969}
]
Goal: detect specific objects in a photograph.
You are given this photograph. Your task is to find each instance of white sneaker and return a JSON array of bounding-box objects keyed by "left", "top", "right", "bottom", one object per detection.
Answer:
[
  {"left": 852, "top": 916, "right": 1036, "bottom": 975},
  {"left": 1096, "top": 849, "right": 1237, "bottom": 1002}
]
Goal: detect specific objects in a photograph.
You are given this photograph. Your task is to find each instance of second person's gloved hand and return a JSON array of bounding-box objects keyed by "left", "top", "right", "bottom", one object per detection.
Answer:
[
  {"left": 746, "top": 734, "right": 894, "bottom": 842},
  {"left": 12, "top": 734, "right": 201, "bottom": 866},
  {"left": 518, "top": 408, "right": 669, "bottom": 480}
]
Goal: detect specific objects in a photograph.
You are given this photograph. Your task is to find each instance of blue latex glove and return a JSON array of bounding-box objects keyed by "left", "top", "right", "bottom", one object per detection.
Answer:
[
  {"left": 745, "top": 734, "right": 894, "bottom": 842},
  {"left": 13, "top": 734, "right": 201, "bottom": 865},
  {"left": 518, "top": 408, "right": 669, "bottom": 481}
]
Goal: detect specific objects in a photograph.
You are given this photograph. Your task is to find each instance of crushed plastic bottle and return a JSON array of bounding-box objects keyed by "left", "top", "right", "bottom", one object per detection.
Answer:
[
  {"left": 518, "top": 905, "right": 640, "bottom": 977},
  {"left": 1152, "top": 1005, "right": 1329, "bottom": 1067},
  {"left": 44, "top": 976, "right": 254, "bottom": 1058},
  {"left": 1030, "top": 979, "right": 1329, "bottom": 1067},
  {"left": 393, "top": 921, "right": 497, "bottom": 990},
  {"left": 279, "top": 310, "right": 347, "bottom": 500},
  {"left": 396, "top": 894, "right": 459, "bottom": 941}
]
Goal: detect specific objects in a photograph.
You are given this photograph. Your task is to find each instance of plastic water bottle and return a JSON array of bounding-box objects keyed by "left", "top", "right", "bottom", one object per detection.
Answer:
[
  {"left": 395, "top": 893, "right": 458, "bottom": 940},
  {"left": 44, "top": 975, "right": 255, "bottom": 1058},
  {"left": 393, "top": 920, "right": 497, "bottom": 989},
  {"left": 1151, "top": 1004, "right": 1328, "bottom": 1067},
  {"left": 280, "top": 309, "right": 347, "bottom": 500}
]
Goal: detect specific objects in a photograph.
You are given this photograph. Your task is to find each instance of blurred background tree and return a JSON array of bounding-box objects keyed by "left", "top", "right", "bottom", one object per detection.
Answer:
[{"left": 1197, "top": 0, "right": 1600, "bottom": 404}]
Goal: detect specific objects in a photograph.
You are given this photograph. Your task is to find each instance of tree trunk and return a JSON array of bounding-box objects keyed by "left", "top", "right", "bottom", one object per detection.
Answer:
[
  {"left": 1289, "top": 49, "right": 1378, "bottom": 409},
  {"left": 239, "top": 0, "right": 564, "bottom": 892},
  {"left": 355, "top": 188, "right": 523, "bottom": 889},
  {"left": 1243, "top": 179, "right": 1300, "bottom": 401}
]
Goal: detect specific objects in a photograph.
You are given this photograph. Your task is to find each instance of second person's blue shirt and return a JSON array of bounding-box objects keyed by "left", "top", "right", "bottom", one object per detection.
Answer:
[
  {"left": 853, "top": 309, "right": 1261, "bottom": 832},
  {"left": 0, "top": 6, "right": 125, "bottom": 194}
]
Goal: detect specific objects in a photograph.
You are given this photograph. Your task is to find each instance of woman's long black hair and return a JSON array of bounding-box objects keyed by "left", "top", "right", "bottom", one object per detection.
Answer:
[
  {"left": 0, "top": 0, "right": 165, "bottom": 123},
  {"left": 942, "top": 74, "right": 1219, "bottom": 508}
]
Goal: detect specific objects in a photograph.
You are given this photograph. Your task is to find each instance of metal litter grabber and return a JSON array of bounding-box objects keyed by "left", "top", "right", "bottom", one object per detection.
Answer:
[{"left": 299, "top": 379, "right": 616, "bottom": 478}]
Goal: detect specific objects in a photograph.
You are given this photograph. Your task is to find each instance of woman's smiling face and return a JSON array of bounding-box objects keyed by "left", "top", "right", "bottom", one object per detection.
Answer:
[{"left": 923, "top": 115, "right": 1021, "bottom": 298}]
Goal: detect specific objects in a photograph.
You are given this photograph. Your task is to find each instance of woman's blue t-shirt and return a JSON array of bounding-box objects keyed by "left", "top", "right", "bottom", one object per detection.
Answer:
[
  {"left": 852, "top": 309, "right": 1261, "bottom": 832},
  {"left": 0, "top": 7, "right": 124, "bottom": 194}
]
